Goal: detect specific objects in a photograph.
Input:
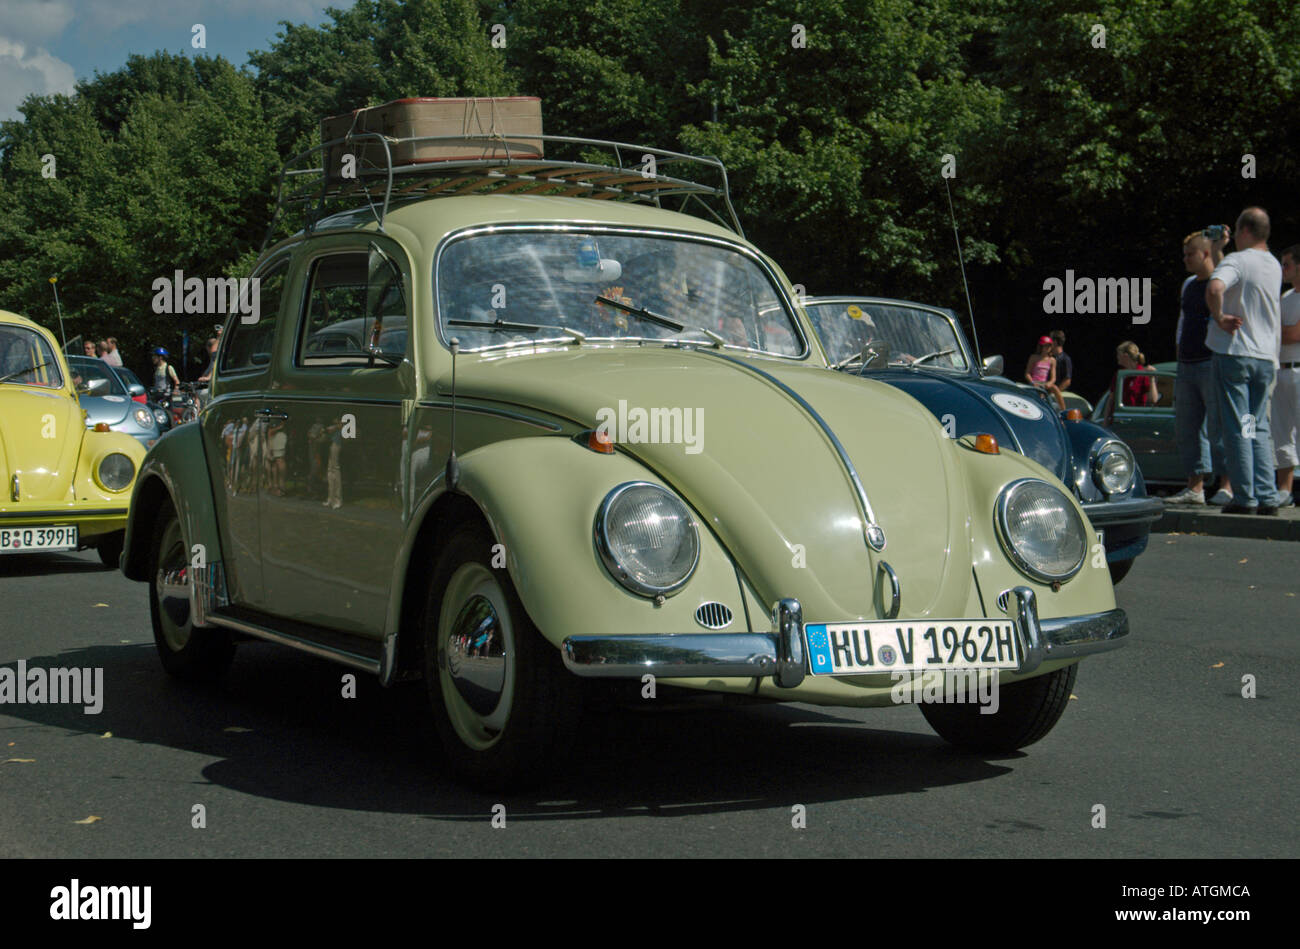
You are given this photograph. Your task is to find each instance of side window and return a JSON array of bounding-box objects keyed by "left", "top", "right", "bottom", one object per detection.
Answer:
[
  {"left": 298, "top": 248, "right": 409, "bottom": 367},
  {"left": 220, "top": 261, "right": 287, "bottom": 373}
]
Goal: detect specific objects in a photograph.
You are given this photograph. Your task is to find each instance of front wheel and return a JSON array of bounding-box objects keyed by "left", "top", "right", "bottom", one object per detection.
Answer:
[
  {"left": 421, "top": 522, "right": 581, "bottom": 789},
  {"left": 1107, "top": 558, "right": 1134, "bottom": 584},
  {"left": 96, "top": 530, "right": 124, "bottom": 569},
  {"left": 920, "top": 663, "right": 1077, "bottom": 752},
  {"left": 149, "top": 500, "right": 234, "bottom": 682}
]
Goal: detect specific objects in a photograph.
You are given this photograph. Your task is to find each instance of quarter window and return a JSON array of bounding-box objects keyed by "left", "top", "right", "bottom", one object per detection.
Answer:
[{"left": 220, "top": 260, "right": 287, "bottom": 373}]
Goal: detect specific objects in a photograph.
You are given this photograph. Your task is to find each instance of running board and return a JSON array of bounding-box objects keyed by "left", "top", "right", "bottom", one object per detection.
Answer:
[{"left": 204, "top": 608, "right": 383, "bottom": 674}]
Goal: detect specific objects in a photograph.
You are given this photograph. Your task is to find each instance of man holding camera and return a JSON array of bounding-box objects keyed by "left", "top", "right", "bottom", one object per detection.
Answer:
[
  {"left": 1167, "top": 229, "right": 1231, "bottom": 504},
  {"left": 1206, "top": 207, "right": 1283, "bottom": 514}
]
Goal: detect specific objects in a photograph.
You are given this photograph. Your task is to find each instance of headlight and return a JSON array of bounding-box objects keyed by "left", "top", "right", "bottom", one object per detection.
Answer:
[
  {"left": 133, "top": 407, "right": 154, "bottom": 428},
  {"left": 96, "top": 453, "right": 135, "bottom": 492},
  {"left": 594, "top": 482, "right": 700, "bottom": 597},
  {"left": 153, "top": 409, "right": 169, "bottom": 426},
  {"left": 994, "top": 478, "right": 1087, "bottom": 582},
  {"left": 1092, "top": 439, "right": 1135, "bottom": 495}
]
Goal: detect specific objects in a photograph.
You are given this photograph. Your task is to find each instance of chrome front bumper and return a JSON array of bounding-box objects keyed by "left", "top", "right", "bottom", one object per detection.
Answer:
[{"left": 561, "top": 588, "right": 1127, "bottom": 687}]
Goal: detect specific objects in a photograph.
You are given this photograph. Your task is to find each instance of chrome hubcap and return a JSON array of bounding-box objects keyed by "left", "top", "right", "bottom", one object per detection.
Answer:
[
  {"left": 446, "top": 594, "right": 506, "bottom": 715},
  {"left": 155, "top": 522, "right": 192, "bottom": 651}
]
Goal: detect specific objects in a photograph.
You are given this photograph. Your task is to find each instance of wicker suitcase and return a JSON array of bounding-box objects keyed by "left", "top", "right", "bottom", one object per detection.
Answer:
[{"left": 322, "top": 97, "right": 543, "bottom": 182}]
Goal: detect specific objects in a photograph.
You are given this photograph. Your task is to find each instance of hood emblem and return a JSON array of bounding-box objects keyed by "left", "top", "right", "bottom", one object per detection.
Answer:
[{"left": 865, "top": 522, "right": 886, "bottom": 551}]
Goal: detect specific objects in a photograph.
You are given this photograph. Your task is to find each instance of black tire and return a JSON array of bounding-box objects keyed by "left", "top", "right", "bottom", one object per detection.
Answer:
[
  {"left": 149, "top": 500, "right": 234, "bottom": 682},
  {"left": 421, "top": 521, "right": 581, "bottom": 789},
  {"left": 96, "top": 531, "right": 124, "bottom": 570},
  {"left": 919, "top": 663, "right": 1077, "bottom": 752},
  {"left": 1107, "top": 558, "right": 1134, "bottom": 584}
]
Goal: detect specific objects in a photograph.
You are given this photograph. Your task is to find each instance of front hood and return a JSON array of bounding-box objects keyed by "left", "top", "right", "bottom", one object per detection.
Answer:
[
  {"left": 0, "top": 387, "right": 84, "bottom": 502},
  {"left": 860, "top": 368, "right": 1072, "bottom": 482},
  {"left": 78, "top": 395, "right": 131, "bottom": 426},
  {"left": 450, "top": 347, "right": 973, "bottom": 621}
]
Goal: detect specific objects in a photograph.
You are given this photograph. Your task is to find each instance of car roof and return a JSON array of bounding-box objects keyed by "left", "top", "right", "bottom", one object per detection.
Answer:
[{"left": 265, "top": 194, "right": 746, "bottom": 259}]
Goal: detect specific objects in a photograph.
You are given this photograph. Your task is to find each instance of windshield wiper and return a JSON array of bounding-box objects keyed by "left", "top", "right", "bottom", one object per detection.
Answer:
[
  {"left": 592, "top": 296, "right": 684, "bottom": 332},
  {"left": 0, "top": 361, "right": 48, "bottom": 384},
  {"left": 911, "top": 347, "right": 957, "bottom": 366},
  {"left": 447, "top": 317, "right": 586, "bottom": 343},
  {"left": 829, "top": 352, "right": 863, "bottom": 370}
]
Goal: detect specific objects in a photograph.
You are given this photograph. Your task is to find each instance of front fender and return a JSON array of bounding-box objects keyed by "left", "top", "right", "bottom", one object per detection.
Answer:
[
  {"left": 400, "top": 436, "right": 749, "bottom": 651},
  {"left": 121, "top": 424, "right": 221, "bottom": 581}
]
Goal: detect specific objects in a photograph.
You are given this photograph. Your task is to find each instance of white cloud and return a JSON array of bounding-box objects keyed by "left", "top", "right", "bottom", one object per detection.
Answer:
[
  {"left": 0, "top": 1, "right": 76, "bottom": 45},
  {"left": 0, "top": 36, "right": 77, "bottom": 121}
]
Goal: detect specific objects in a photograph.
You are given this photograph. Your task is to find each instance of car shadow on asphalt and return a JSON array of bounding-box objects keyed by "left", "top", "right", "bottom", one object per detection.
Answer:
[
  {"left": 0, "top": 551, "right": 114, "bottom": 576},
  {"left": 2, "top": 642, "right": 1017, "bottom": 820}
]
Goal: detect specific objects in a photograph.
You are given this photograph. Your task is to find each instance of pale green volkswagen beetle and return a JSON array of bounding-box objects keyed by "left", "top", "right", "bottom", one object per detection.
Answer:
[{"left": 120, "top": 135, "right": 1128, "bottom": 787}]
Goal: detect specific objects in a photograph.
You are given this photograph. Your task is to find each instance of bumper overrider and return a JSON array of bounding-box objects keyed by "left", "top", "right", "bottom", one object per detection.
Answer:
[
  {"left": 1081, "top": 495, "right": 1164, "bottom": 529},
  {"left": 561, "top": 588, "right": 1128, "bottom": 688}
]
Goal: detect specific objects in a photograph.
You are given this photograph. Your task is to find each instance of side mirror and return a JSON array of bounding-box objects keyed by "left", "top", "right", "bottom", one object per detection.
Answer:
[
  {"left": 77, "top": 377, "right": 109, "bottom": 396},
  {"left": 127, "top": 382, "right": 146, "bottom": 397},
  {"left": 982, "top": 354, "right": 1004, "bottom": 376}
]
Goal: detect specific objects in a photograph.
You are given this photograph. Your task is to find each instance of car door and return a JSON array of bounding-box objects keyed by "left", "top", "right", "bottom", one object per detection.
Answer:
[
  {"left": 257, "top": 237, "right": 415, "bottom": 639},
  {"left": 1106, "top": 368, "right": 1181, "bottom": 483},
  {"left": 200, "top": 253, "right": 291, "bottom": 609}
]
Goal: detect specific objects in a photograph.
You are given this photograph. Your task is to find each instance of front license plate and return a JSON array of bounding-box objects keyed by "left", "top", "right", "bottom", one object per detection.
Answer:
[
  {"left": 0, "top": 525, "right": 79, "bottom": 553},
  {"left": 803, "top": 619, "right": 1020, "bottom": 675}
]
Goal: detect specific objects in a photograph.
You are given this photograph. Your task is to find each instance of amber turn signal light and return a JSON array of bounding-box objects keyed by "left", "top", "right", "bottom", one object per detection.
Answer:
[
  {"left": 1065, "top": 409, "right": 1083, "bottom": 421},
  {"left": 93, "top": 423, "right": 111, "bottom": 432},
  {"left": 573, "top": 429, "right": 616, "bottom": 454},
  {"left": 973, "top": 433, "right": 1000, "bottom": 454}
]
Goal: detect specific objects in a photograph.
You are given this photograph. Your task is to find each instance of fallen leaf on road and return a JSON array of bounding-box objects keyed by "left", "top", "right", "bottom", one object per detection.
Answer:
[
  {"left": 1249, "top": 585, "right": 1256, "bottom": 590},
  {"left": 1288, "top": 593, "right": 1296, "bottom": 598},
  {"left": 73, "top": 816, "right": 101, "bottom": 824},
  {"left": 1069, "top": 694, "right": 1078, "bottom": 700},
  {"left": 1211, "top": 662, "right": 1225, "bottom": 668},
  {"left": 100, "top": 732, "right": 112, "bottom": 738},
  {"left": 93, "top": 603, "right": 108, "bottom": 607},
  {"left": 223, "top": 726, "right": 252, "bottom": 733},
  {"left": 1238, "top": 558, "right": 1248, "bottom": 564},
  {"left": 3, "top": 758, "right": 35, "bottom": 764}
]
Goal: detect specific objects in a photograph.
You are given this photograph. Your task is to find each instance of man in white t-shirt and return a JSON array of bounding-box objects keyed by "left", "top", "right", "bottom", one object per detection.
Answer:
[
  {"left": 1271, "top": 244, "right": 1300, "bottom": 506},
  {"left": 1206, "top": 207, "right": 1284, "bottom": 514}
]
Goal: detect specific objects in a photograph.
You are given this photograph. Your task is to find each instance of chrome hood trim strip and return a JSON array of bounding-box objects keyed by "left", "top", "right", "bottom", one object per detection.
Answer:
[{"left": 692, "top": 349, "right": 886, "bottom": 552}]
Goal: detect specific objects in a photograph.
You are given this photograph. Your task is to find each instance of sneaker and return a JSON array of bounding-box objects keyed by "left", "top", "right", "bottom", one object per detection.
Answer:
[
  {"left": 1222, "top": 502, "right": 1257, "bottom": 515},
  {"left": 1257, "top": 504, "right": 1278, "bottom": 516},
  {"left": 1275, "top": 494, "right": 1296, "bottom": 509},
  {"left": 1208, "top": 489, "right": 1233, "bottom": 506},
  {"left": 1165, "top": 487, "right": 1206, "bottom": 505}
]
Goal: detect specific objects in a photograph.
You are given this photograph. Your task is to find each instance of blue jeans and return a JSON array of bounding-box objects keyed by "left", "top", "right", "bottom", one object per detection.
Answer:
[
  {"left": 1212, "top": 353, "right": 1278, "bottom": 506},
  {"left": 1174, "top": 359, "right": 1225, "bottom": 479}
]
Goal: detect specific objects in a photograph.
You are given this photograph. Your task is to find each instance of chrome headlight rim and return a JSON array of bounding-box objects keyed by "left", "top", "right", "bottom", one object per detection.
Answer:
[
  {"left": 1091, "top": 438, "right": 1136, "bottom": 497},
  {"left": 153, "top": 408, "right": 169, "bottom": 426},
  {"left": 95, "top": 452, "right": 135, "bottom": 493},
  {"left": 133, "top": 406, "right": 154, "bottom": 428},
  {"left": 594, "top": 481, "right": 700, "bottom": 598},
  {"left": 994, "top": 477, "right": 1088, "bottom": 583}
]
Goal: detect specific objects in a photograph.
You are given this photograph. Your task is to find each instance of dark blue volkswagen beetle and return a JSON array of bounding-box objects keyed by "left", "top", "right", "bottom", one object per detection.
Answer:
[{"left": 805, "top": 297, "right": 1164, "bottom": 583}]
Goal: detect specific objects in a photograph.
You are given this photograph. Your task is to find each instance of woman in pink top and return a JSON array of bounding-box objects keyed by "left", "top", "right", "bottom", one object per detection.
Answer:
[{"left": 1024, "top": 335, "right": 1065, "bottom": 409}]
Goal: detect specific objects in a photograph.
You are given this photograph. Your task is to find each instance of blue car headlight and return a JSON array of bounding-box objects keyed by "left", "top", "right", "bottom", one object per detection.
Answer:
[{"left": 1092, "top": 439, "right": 1136, "bottom": 496}]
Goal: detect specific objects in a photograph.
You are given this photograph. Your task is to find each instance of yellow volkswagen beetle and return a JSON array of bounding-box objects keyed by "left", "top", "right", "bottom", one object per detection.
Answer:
[{"left": 0, "top": 309, "right": 145, "bottom": 567}]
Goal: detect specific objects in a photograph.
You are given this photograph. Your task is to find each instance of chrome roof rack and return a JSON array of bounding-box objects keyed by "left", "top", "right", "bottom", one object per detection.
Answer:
[{"left": 261, "top": 132, "right": 744, "bottom": 251}]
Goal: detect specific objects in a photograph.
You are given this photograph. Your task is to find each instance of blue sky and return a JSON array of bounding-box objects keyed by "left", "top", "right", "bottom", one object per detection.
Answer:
[{"left": 0, "top": 0, "right": 335, "bottom": 121}]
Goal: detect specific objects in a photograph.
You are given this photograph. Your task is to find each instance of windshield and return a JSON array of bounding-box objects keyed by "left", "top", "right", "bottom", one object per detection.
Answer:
[
  {"left": 806, "top": 300, "right": 969, "bottom": 371},
  {"left": 0, "top": 324, "right": 63, "bottom": 388},
  {"left": 66, "top": 356, "right": 128, "bottom": 395},
  {"left": 436, "top": 230, "right": 804, "bottom": 355}
]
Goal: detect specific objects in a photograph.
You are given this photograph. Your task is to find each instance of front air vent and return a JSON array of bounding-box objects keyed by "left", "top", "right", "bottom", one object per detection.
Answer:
[
  {"left": 694, "top": 602, "right": 734, "bottom": 629},
  {"left": 996, "top": 590, "right": 1011, "bottom": 614}
]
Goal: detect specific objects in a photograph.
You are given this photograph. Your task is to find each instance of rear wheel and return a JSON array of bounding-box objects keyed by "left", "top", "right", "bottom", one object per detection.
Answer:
[
  {"left": 920, "top": 663, "right": 1077, "bottom": 752},
  {"left": 149, "top": 501, "right": 234, "bottom": 682},
  {"left": 421, "top": 522, "right": 581, "bottom": 789}
]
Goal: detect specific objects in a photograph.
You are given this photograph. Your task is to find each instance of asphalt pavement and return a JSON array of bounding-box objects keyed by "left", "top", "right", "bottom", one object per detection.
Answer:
[{"left": 0, "top": 534, "right": 1295, "bottom": 858}]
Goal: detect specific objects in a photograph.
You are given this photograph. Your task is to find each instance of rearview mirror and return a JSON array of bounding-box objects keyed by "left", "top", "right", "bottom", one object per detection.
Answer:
[
  {"left": 77, "top": 378, "right": 109, "bottom": 396},
  {"left": 982, "top": 354, "right": 1004, "bottom": 376},
  {"left": 562, "top": 259, "right": 622, "bottom": 283},
  {"left": 862, "top": 341, "right": 891, "bottom": 369}
]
